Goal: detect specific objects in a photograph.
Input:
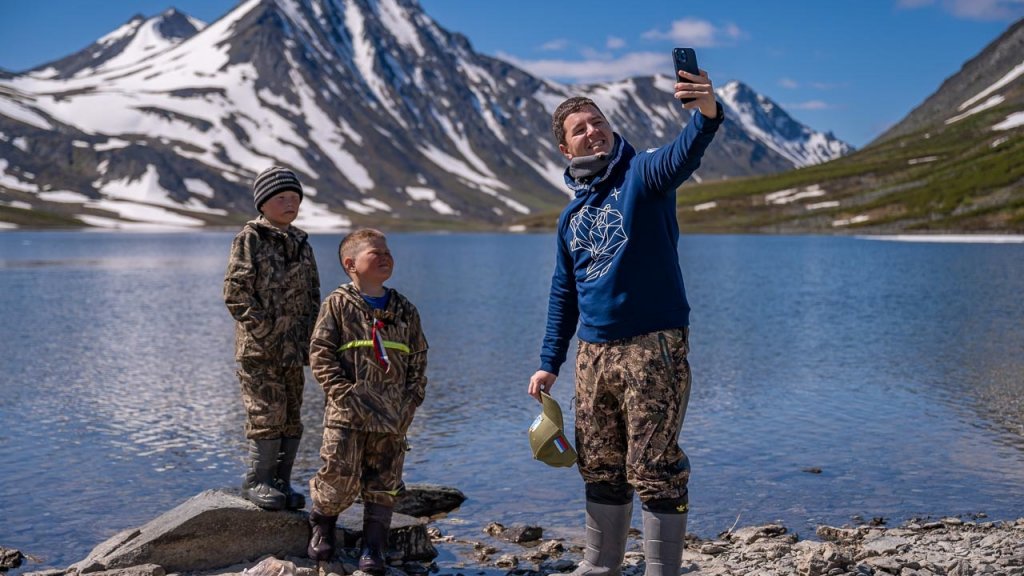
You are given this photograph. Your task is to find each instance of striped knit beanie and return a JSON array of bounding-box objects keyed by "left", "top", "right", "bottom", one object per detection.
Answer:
[{"left": 253, "top": 166, "right": 303, "bottom": 211}]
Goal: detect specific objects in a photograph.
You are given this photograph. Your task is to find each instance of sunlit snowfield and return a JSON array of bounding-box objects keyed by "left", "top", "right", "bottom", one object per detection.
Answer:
[{"left": 1, "top": 231, "right": 1023, "bottom": 570}]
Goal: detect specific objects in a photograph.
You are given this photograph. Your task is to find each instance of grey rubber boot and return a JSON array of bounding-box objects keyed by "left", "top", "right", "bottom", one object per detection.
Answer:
[
  {"left": 359, "top": 502, "right": 394, "bottom": 575},
  {"left": 641, "top": 509, "right": 688, "bottom": 576},
  {"left": 563, "top": 501, "right": 633, "bottom": 576},
  {"left": 274, "top": 436, "right": 306, "bottom": 510},
  {"left": 308, "top": 507, "right": 338, "bottom": 561},
  {"left": 242, "top": 438, "right": 286, "bottom": 511}
]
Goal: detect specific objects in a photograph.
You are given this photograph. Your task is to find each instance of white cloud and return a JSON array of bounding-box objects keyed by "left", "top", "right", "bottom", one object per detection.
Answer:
[
  {"left": 896, "top": 0, "right": 1024, "bottom": 20},
  {"left": 785, "top": 100, "right": 832, "bottom": 110},
  {"left": 580, "top": 46, "right": 613, "bottom": 60},
  {"left": 641, "top": 18, "right": 744, "bottom": 47},
  {"left": 780, "top": 79, "right": 846, "bottom": 91},
  {"left": 896, "top": 0, "right": 934, "bottom": 8},
  {"left": 507, "top": 22, "right": 758, "bottom": 83},
  {"left": 949, "top": 0, "right": 1024, "bottom": 20},
  {"left": 540, "top": 39, "right": 569, "bottom": 51},
  {"left": 497, "top": 50, "right": 666, "bottom": 83}
]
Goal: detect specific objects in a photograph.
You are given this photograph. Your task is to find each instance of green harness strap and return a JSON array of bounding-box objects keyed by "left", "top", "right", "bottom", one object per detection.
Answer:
[{"left": 337, "top": 340, "right": 410, "bottom": 354}]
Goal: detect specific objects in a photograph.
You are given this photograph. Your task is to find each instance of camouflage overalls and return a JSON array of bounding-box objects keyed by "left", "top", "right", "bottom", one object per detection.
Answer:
[
  {"left": 224, "top": 218, "right": 320, "bottom": 439},
  {"left": 308, "top": 283, "right": 428, "bottom": 516},
  {"left": 575, "top": 327, "right": 692, "bottom": 505}
]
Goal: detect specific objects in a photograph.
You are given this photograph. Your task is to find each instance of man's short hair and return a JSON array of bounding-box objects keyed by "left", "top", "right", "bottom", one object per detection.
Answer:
[
  {"left": 338, "top": 228, "right": 386, "bottom": 268},
  {"left": 552, "top": 96, "right": 606, "bottom": 146}
]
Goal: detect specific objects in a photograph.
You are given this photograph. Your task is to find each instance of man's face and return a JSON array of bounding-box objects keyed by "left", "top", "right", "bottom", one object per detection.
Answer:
[{"left": 559, "top": 105, "right": 614, "bottom": 160}]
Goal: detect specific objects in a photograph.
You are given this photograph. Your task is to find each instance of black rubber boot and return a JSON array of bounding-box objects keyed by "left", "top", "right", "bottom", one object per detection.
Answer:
[
  {"left": 242, "top": 438, "right": 286, "bottom": 511},
  {"left": 359, "top": 502, "right": 393, "bottom": 575},
  {"left": 308, "top": 507, "right": 338, "bottom": 562},
  {"left": 274, "top": 436, "right": 306, "bottom": 510}
]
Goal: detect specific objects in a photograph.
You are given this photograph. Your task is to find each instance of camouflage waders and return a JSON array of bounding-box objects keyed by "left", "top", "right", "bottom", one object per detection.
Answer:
[
  {"left": 237, "top": 361, "right": 305, "bottom": 440},
  {"left": 237, "top": 361, "right": 306, "bottom": 510},
  {"left": 309, "top": 426, "right": 407, "bottom": 516},
  {"left": 574, "top": 327, "right": 692, "bottom": 504},
  {"left": 571, "top": 327, "right": 692, "bottom": 576}
]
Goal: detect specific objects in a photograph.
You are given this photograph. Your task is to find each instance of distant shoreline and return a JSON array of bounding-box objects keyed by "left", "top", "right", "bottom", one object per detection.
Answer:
[
  {"left": 858, "top": 234, "right": 1024, "bottom": 244},
  {"left": 4, "top": 226, "right": 1024, "bottom": 241}
]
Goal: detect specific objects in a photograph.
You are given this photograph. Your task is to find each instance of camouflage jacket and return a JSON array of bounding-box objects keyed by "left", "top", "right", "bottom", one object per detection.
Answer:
[
  {"left": 224, "top": 218, "right": 321, "bottom": 365},
  {"left": 310, "top": 283, "right": 428, "bottom": 434}
]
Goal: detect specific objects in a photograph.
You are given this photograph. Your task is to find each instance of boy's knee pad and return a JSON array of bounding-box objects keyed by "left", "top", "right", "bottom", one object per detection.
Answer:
[{"left": 585, "top": 481, "right": 634, "bottom": 505}]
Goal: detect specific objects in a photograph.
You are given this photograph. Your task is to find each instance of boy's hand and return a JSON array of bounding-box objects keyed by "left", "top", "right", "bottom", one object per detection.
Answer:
[{"left": 529, "top": 370, "right": 557, "bottom": 401}]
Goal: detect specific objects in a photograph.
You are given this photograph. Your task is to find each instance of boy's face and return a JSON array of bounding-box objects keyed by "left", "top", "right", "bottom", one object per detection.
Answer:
[
  {"left": 345, "top": 237, "right": 393, "bottom": 285},
  {"left": 559, "top": 105, "right": 614, "bottom": 160},
  {"left": 260, "top": 190, "right": 301, "bottom": 229}
]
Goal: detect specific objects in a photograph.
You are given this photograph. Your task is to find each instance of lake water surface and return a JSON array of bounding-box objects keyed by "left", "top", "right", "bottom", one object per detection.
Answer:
[{"left": 1, "top": 231, "right": 1022, "bottom": 571}]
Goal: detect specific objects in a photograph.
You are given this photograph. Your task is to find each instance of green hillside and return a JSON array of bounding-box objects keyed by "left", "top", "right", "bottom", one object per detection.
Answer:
[{"left": 673, "top": 104, "right": 1023, "bottom": 234}]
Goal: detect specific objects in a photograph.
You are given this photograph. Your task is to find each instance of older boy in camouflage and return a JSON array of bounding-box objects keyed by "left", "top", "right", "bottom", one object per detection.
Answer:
[{"left": 224, "top": 165, "right": 321, "bottom": 511}]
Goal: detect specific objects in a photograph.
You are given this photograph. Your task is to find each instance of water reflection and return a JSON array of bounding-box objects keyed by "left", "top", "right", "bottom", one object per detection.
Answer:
[{"left": 0, "top": 232, "right": 1022, "bottom": 571}]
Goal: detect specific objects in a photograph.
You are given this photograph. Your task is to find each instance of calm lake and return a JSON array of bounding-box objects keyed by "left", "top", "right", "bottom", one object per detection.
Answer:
[{"left": 1, "top": 231, "right": 1023, "bottom": 571}]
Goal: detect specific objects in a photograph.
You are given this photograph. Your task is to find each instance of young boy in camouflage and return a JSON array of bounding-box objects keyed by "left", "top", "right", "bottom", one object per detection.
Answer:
[
  {"left": 306, "top": 228, "right": 429, "bottom": 568},
  {"left": 223, "top": 165, "right": 321, "bottom": 511}
]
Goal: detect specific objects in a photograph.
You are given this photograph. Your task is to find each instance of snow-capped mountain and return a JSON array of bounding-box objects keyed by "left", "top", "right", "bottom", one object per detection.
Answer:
[
  {"left": 718, "top": 80, "right": 853, "bottom": 167},
  {"left": 0, "top": 0, "right": 850, "bottom": 230}
]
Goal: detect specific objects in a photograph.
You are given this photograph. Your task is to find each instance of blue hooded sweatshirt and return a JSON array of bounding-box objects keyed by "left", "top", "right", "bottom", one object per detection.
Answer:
[{"left": 539, "top": 104, "right": 723, "bottom": 375}]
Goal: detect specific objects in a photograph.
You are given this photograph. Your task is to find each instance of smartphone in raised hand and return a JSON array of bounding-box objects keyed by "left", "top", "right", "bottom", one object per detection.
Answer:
[{"left": 672, "top": 47, "right": 700, "bottom": 103}]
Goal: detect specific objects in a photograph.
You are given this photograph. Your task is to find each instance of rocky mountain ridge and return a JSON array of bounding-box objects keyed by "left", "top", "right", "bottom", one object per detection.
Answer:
[{"left": 0, "top": 0, "right": 850, "bottom": 231}]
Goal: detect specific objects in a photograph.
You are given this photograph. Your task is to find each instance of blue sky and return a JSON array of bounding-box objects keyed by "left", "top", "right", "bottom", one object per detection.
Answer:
[{"left": 1, "top": 0, "right": 1021, "bottom": 148}]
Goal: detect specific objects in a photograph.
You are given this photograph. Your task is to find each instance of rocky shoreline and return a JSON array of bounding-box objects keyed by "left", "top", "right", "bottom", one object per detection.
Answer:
[{"left": 2, "top": 487, "right": 1022, "bottom": 576}]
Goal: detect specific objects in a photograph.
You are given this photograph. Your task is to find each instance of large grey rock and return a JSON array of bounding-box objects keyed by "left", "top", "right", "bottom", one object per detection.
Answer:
[
  {"left": 66, "top": 489, "right": 436, "bottom": 574},
  {"left": 68, "top": 490, "right": 308, "bottom": 574}
]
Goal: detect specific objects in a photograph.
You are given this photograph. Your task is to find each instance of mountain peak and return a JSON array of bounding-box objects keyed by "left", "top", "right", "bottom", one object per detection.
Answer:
[
  {"left": 717, "top": 80, "right": 854, "bottom": 167},
  {"left": 720, "top": 79, "right": 752, "bottom": 94},
  {"left": 154, "top": 7, "right": 207, "bottom": 40},
  {"left": 27, "top": 9, "right": 204, "bottom": 79}
]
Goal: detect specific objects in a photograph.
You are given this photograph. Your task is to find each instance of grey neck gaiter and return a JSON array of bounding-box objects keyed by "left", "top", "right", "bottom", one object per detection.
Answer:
[
  {"left": 568, "top": 135, "right": 619, "bottom": 182},
  {"left": 569, "top": 153, "right": 612, "bottom": 182}
]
